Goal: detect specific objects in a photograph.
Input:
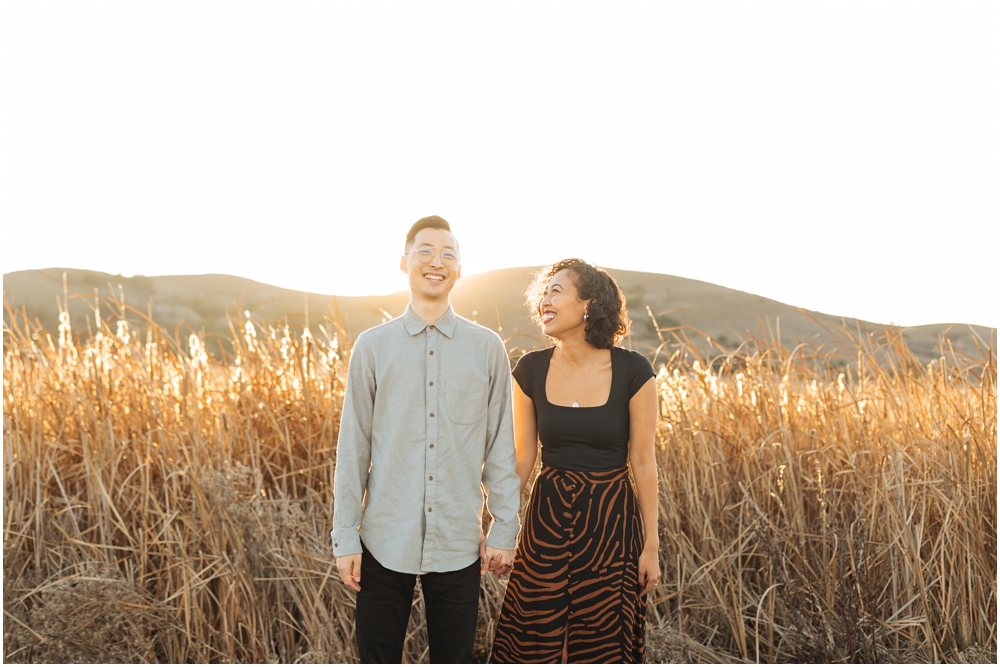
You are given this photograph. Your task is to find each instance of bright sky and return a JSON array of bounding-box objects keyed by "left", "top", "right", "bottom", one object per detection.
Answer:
[{"left": 2, "top": 1, "right": 996, "bottom": 327}]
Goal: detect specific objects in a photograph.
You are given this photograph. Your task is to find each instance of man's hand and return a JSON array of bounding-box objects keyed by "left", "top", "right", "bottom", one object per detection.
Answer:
[
  {"left": 336, "top": 554, "right": 362, "bottom": 592},
  {"left": 480, "top": 540, "right": 515, "bottom": 575}
]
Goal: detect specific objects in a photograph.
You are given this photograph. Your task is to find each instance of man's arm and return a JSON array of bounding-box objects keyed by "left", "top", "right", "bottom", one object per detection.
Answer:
[
  {"left": 332, "top": 336, "right": 375, "bottom": 589},
  {"left": 480, "top": 335, "right": 521, "bottom": 571}
]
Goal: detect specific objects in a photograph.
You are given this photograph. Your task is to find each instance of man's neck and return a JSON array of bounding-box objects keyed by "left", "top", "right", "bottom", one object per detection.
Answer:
[{"left": 410, "top": 297, "right": 451, "bottom": 324}]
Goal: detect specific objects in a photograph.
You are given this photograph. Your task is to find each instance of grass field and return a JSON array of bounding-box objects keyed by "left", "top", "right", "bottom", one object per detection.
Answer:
[{"left": 3, "top": 300, "right": 996, "bottom": 663}]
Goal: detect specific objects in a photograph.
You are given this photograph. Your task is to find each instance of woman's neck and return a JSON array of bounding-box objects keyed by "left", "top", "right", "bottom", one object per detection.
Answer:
[{"left": 556, "top": 333, "right": 600, "bottom": 365}]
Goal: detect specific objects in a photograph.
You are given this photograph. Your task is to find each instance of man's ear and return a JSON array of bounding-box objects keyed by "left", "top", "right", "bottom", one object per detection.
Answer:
[
  {"left": 455, "top": 265, "right": 462, "bottom": 281},
  {"left": 400, "top": 255, "right": 408, "bottom": 274}
]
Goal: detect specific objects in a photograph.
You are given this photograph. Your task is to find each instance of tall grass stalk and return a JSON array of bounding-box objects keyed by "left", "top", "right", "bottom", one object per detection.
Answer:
[
  {"left": 645, "top": 320, "right": 995, "bottom": 662},
  {"left": 3, "top": 299, "right": 996, "bottom": 662}
]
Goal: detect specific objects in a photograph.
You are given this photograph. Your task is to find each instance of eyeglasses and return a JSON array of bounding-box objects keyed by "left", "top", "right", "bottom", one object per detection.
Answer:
[{"left": 409, "top": 246, "right": 460, "bottom": 266}]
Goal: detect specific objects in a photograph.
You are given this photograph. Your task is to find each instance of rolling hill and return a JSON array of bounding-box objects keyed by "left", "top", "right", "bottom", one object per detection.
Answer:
[{"left": 3, "top": 266, "right": 994, "bottom": 364}]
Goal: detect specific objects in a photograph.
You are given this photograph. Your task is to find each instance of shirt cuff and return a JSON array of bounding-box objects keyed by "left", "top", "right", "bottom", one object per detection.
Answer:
[
  {"left": 485, "top": 520, "right": 520, "bottom": 552},
  {"left": 331, "top": 527, "right": 362, "bottom": 557}
]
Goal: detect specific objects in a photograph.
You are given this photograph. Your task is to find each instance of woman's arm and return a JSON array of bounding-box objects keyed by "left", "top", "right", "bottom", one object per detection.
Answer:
[
  {"left": 628, "top": 376, "right": 660, "bottom": 596},
  {"left": 513, "top": 382, "right": 538, "bottom": 494}
]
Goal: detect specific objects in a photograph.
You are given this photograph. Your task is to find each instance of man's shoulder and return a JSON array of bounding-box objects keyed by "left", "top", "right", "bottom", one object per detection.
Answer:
[
  {"left": 355, "top": 317, "right": 406, "bottom": 346},
  {"left": 453, "top": 314, "right": 505, "bottom": 344}
]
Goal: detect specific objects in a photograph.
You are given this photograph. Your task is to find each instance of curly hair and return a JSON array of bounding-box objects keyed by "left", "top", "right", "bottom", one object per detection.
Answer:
[{"left": 525, "top": 259, "right": 630, "bottom": 349}]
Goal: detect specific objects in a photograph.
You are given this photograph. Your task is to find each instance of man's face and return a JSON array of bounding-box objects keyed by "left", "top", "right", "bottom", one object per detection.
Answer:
[{"left": 400, "top": 227, "right": 462, "bottom": 300}]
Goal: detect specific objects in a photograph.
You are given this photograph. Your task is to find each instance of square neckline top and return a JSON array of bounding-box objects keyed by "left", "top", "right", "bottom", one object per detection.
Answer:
[
  {"left": 512, "top": 346, "right": 655, "bottom": 472},
  {"left": 540, "top": 346, "right": 613, "bottom": 409}
]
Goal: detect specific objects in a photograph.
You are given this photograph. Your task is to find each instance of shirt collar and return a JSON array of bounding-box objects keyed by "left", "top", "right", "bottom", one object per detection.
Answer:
[{"left": 402, "top": 304, "right": 457, "bottom": 338}]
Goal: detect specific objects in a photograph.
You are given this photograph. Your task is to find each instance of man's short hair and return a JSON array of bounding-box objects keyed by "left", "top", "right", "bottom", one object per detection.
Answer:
[{"left": 405, "top": 216, "right": 453, "bottom": 252}]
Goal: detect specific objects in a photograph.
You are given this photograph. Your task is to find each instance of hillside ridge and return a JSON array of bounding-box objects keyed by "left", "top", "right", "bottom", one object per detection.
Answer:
[{"left": 4, "top": 266, "right": 994, "bottom": 364}]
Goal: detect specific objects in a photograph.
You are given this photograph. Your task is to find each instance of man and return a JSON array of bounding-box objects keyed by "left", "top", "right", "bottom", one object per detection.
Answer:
[{"left": 332, "top": 216, "right": 520, "bottom": 663}]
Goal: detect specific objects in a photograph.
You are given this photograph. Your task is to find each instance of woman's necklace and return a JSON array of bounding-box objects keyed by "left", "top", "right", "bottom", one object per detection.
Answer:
[{"left": 558, "top": 347, "right": 599, "bottom": 408}]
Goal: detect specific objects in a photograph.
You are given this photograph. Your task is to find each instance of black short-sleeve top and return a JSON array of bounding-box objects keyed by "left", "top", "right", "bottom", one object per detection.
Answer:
[{"left": 511, "top": 346, "right": 656, "bottom": 472}]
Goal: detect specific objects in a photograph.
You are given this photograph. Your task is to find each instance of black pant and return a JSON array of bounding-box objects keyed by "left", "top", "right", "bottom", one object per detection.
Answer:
[{"left": 355, "top": 543, "right": 481, "bottom": 664}]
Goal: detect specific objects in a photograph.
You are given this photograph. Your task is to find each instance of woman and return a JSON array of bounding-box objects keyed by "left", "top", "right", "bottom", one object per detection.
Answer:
[{"left": 490, "top": 259, "right": 660, "bottom": 664}]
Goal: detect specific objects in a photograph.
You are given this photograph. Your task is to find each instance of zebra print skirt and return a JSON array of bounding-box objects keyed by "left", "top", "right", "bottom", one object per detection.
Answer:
[{"left": 490, "top": 466, "right": 646, "bottom": 664}]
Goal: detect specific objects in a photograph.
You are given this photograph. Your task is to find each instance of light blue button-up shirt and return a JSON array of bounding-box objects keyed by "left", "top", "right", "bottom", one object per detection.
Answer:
[{"left": 331, "top": 305, "right": 521, "bottom": 574}]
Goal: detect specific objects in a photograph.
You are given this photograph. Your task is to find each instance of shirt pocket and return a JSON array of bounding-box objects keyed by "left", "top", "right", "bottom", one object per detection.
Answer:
[{"left": 444, "top": 375, "right": 489, "bottom": 425}]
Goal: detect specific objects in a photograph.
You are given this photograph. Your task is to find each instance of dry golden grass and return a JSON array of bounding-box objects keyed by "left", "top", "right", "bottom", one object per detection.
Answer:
[
  {"left": 645, "top": 318, "right": 996, "bottom": 662},
  {"left": 3, "top": 298, "right": 996, "bottom": 663}
]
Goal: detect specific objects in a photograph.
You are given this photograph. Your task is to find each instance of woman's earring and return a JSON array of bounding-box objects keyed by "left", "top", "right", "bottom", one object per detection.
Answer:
[{"left": 584, "top": 312, "right": 589, "bottom": 321}]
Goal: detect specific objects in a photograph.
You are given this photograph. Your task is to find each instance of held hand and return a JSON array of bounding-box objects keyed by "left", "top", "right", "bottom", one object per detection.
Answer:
[
  {"left": 638, "top": 547, "right": 660, "bottom": 597},
  {"left": 336, "top": 554, "right": 362, "bottom": 592},
  {"left": 492, "top": 547, "right": 515, "bottom": 575},
  {"left": 481, "top": 541, "right": 515, "bottom": 575}
]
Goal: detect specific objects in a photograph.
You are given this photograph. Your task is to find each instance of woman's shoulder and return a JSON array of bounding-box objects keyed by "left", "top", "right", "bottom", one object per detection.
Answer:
[
  {"left": 612, "top": 347, "right": 656, "bottom": 390},
  {"left": 611, "top": 346, "right": 652, "bottom": 365},
  {"left": 515, "top": 347, "right": 553, "bottom": 363},
  {"left": 511, "top": 348, "right": 553, "bottom": 399},
  {"left": 512, "top": 347, "right": 553, "bottom": 373}
]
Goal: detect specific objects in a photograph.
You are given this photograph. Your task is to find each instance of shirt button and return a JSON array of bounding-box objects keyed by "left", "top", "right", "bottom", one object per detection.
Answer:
[
  {"left": 429, "top": 444, "right": 434, "bottom": 449},
  {"left": 429, "top": 381, "right": 434, "bottom": 386},
  {"left": 428, "top": 475, "right": 433, "bottom": 480},
  {"left": 334, "top": 542, "right": 338, "bottom": 547},
  {"left": 429, "top": 413, "right": 435, "bottom": 418},
  {"left": 427, "top": 507, "right": 433, "bottom": 512},
  {"left": 429, "top": 325, "right": 435, "bottom": 330},
  {"left": 429, "top": 350, "right": 434, "bottom": 355}
]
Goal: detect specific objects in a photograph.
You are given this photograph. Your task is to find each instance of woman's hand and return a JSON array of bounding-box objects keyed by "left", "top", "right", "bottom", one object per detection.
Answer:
[
  {"left": 638, "top": 546, "right": 660, "bottom": 596},
  {"left": 481, "top": 540, "right": 515, "bottom": 575}
]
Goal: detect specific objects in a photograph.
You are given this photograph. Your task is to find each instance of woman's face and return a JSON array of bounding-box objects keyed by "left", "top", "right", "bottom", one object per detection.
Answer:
[{"left": 538, "top": 269, "right": 589, "bottom": 340}]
